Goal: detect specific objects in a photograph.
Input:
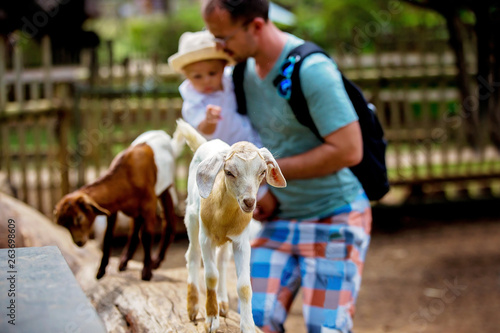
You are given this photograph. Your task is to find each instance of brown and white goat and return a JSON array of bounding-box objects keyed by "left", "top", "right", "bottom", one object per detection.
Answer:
[
  {"left": 175, "top": 119, "right": 286, "bottom": 333},
  {"left": 54, "top": 130, "right": 184, "bottom": 281}
]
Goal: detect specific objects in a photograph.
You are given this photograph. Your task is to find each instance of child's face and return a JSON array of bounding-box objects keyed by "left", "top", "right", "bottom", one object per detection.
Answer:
[{"left": 183, "top": 59, "right": 226, "bottom": 94}]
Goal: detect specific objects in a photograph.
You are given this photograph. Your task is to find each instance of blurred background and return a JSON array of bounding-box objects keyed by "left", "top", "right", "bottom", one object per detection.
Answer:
[
  {"left": 1, "top": 0, "right": 499, "bottom": 216},
  {"left": 0, "top": 1, "right": 499, "bottom": 332}
]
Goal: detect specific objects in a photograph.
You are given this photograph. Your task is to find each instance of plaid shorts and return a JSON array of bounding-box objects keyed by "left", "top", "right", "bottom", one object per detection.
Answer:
[{"left": 250, "top": 191, "right": 372, "bottom": 333}]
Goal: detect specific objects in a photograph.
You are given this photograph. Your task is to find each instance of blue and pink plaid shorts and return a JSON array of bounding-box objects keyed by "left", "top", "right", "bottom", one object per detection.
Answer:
[{"left": 250, "top": 191, "right": 372, "bottom": 333}]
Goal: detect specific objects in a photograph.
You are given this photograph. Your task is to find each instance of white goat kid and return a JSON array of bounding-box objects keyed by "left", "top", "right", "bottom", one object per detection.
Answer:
[{"left": 176, "top": 119, "right": 286, "bottom": 333}]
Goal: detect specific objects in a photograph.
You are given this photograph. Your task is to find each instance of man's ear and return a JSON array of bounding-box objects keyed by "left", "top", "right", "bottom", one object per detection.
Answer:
[
  {"left": 259, "top": 148, "right": 286, "bottom": 188},
  {"left": 196, "top": 152, "right": 225, "bottom": 198},
  {"left": 251, "top": 17, "right": 266, "bottom": 34},
  {"left": 77, "top": 194, "right": 111, "bottom": 216}
]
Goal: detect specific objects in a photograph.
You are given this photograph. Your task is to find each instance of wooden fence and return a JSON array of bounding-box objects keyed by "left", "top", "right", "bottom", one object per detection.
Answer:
[
  {"left": 1, "top": 33, "right": 500, "bottom": 217},
  {"left": 335, "top": 34, "right": 500, "bottom": 200}
]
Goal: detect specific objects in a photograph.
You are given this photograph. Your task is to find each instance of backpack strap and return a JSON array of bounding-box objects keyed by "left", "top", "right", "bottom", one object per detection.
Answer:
[
  {"left": 231, "top": 41, "right": 389, "bottom": 200},
  {"left": 276, "top": 42, "right": 329, "bottom": 142},
  {"left": 274, "top": 42, "right": 375, "bottom": 143},
  {"left": 233, "top": 60, "right": 248, "bottom": 115}
]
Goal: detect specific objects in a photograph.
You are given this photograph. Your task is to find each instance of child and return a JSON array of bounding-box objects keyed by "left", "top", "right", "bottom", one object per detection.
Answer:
[{"left": 168, "top": 30, "right": 261, "bottom": 147}]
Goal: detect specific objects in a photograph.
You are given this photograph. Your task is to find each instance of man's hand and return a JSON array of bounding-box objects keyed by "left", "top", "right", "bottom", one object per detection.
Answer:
[{"left": 253, "top": 189, "right": 278, "bottom": 221}]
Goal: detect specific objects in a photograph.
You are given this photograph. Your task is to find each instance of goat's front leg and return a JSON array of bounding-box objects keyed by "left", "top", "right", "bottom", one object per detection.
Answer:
[
  {"left": 118, "top": 215, "right": 143, "bottom": 272},
  {"left": 140, "top": 208, "right": 157, "bottom": 281},
  {"left": 96, "top": 212, "right": 117, "bottom": 279},
  {"left": 185, "top": 210, "right": 201, "bottom": 321},
  {"left": 233, "top": 238, "right": 256, "bottom": 333},
  {"left": 216, "top": 242, "right": 231, "bottom": 317},
  {"left": 200, "top": 232, "right": 220, "bottom": 333}
]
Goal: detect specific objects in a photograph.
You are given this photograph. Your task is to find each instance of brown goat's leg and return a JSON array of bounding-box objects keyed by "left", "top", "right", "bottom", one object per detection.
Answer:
[
  {"left": 118, "top": 216, "right": 143, "bottom": 271},
  {"left": 141, "top": 210, "right": 156, "bottom": 281},
  {"left": 152, "top": 189, "right": 177, "bottom": 269},
  {"left": 96, "top": 212, "right": 117, "bottom": 279}
]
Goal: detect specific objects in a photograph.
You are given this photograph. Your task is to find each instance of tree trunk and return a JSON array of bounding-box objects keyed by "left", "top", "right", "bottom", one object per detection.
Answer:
[
  {"left": 0, "top": 192, "right": 102, "bottom": 274},
  {"left": 403, "top": 0, "right": 482, "bottom": 147},
  {"left": 83, "top": 259, "right": 257, "bottom": 333},
  {"left": 472, "top": 4, "right": 493, "bottom": 140},
  {"left": 489, "top": 8, "right": 500, "bottom": 151},
  {"left": 443, "top": 8, "right": 480, "bottom": 148}
]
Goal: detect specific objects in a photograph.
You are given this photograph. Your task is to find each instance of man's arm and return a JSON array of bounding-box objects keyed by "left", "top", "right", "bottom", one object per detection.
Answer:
[
  {"left": 254, "top": 122, "right": 362, "bottom": 221},
  {"left": 276, "top": 121, "right": 363, "bottom": 180}
]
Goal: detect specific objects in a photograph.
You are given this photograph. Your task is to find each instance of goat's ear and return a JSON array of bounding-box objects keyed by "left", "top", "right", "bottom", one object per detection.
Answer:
[
  {"left": 77, "top": 194, "right": 111, "bottom": 216},
  {"left": 259, "top": 148, "right": 287, "bottom": 188},
  {"left": 196, "top": 152, "right": 225, "bottom": 198}
]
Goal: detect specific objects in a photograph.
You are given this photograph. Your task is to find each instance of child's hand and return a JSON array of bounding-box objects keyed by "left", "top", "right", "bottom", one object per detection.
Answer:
[{"left": 205, "top": 105, "right": 222, "bottom": 124}]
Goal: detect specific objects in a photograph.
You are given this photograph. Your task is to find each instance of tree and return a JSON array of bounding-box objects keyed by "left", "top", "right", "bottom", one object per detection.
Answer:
[
  {"left": 0, "top": 0, "right": 100, "bottom": 64},
  {"left": 403, "top": 0, "right": 500, "bottom": 149}
]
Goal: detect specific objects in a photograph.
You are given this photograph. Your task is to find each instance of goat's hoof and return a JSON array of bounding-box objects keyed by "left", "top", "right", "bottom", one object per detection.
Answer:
[
  {"left": 187, "top": 305, "right": 199, "bottom": 321},
  {"left": 219, "top": 302, "right": 229, "bottom": 317},
  {"left": 188, "top": 309, "right": 198, "bottom": 322},
  {"left": 151, "top": 257, "right": 161, "bottom": 269},
  {"left": 187, "top": 285, "right": 199, "bottom": 321},
  {"left": 118, "top": 261, "right": 128, "bottom": 271},
  {"left": 96, "top": 270, "right": 105, "bottom": 280},
  {"left": 141, "top": 269, "right": 153, "bottom": 281},
  {"left": 240, "top": 323, "right": 256, "bottom": 333},
  {"left": 204, "top": 316, "right": 219, "bottom": 333}
]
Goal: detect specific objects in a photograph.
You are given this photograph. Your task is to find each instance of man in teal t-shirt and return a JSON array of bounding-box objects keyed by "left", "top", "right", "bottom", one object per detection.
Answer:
[{"left": 203, "top": 1, "right": 372, "bottom": 332}]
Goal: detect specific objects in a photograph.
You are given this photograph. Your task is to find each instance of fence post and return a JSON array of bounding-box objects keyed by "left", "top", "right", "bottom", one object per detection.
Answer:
[
  {"left": 106, "top": 40, "right": 113, "bottom": 86},
  {"left": 89, "top": 47, "right": 99, "bottom": 86},
  {"left": 0, "top": 36, "right": 6, "bottom": 174},
  {"left": 13, "top": 40, "right": 24, "bottom": 110},
  {"left": 0, "top": 36, "right": 6, "bottom": 113},
  {"left": 42, "top": 36, "right": 53, "bottom": 104},
  {"left": 56, "top": 86, "right": 70, "bottom": 197}
]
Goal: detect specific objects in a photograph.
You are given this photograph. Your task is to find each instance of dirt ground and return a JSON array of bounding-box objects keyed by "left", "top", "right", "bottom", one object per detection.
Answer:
[{"left": 121, "top": 199, "right": 500, "bottom": 333}]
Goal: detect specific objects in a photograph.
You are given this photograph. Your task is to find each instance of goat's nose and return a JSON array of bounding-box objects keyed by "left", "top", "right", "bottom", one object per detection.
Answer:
[{"left": 243, "top": 198, "right": 255, "bottom": 209}]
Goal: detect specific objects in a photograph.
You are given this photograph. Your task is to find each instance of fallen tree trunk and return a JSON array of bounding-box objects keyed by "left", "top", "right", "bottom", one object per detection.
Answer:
[
  {"left": 0, "top": 191, "right": 102, "bottom": 275},
  {"left": 84, "top": 258, "right": 255, "bottom": 333},
  {"left": 0, "top": 192, "right": 262, "bottom": 333}
]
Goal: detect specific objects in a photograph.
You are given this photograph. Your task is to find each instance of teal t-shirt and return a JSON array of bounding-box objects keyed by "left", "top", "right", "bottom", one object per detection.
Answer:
[{"left": 244, "top": 34, "right": 363, "bottom": 219}]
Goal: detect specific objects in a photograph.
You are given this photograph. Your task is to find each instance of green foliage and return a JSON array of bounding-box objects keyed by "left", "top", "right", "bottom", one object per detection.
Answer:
[
  {"left": 18, "top": 37, "right": 43, "bottom": 67},
  {"left": 86, "top": 4, "right": 204, "bottom": 62},
  {"left": 280, "top": 0, "right": 445, "bottom": 53},
  {"left": 84, "top": 0, "right": 448, "bottom": 60}
]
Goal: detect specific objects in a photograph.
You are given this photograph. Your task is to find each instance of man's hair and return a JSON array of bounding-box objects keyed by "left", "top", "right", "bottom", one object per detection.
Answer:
[{"left": 203, "top": 0, "right": 269, "bottom": 23}]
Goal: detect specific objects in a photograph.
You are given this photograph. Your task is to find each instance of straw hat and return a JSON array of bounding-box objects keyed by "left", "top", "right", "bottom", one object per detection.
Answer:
[{"left": 168, "top": 30, "right": 233, "bottom": 73}]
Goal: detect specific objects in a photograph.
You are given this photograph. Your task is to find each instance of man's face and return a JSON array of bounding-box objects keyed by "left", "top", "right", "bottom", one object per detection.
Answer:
[{"left": 203, "top": 7, "right": 256, "bottom": 63}]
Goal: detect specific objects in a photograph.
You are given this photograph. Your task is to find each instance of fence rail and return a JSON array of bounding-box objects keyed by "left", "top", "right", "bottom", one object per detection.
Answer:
[{"left": 1, "top": 34, "right": 499, "bottom": 216}]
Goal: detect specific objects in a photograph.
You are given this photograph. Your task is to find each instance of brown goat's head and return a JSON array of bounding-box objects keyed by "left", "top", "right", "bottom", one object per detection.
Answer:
[{"left": 54, "top": 192, "right": 110, "bottom": 247}]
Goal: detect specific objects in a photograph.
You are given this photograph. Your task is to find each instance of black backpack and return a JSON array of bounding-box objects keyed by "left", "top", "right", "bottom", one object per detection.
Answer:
[{"left": 233, "top": 41, "right": 390, "bottom": 201}]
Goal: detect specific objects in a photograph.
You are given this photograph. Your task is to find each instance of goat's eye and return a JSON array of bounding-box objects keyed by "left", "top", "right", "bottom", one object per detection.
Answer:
[
  {"left": 260, "top": 170, "right": 266, "bottom": 177},
  {"left": 225, "top": 170, "right": 235, "bottom": 177}
]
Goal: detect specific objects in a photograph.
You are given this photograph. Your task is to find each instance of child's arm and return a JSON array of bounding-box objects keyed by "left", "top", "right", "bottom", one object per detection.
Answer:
[{"left": 197, "top": 104, "right": 222, "bottom": 136}]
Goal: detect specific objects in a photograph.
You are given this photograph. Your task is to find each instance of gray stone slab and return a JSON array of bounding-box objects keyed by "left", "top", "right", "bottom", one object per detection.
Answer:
[{"left": 0, "top": 246, "right": 106, "bottom": 333}]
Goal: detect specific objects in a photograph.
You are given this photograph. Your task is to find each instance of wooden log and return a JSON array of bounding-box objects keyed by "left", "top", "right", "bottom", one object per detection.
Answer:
[
  {"left": 0, "top": 192, "right": 263, "bottom": 333},
  {"left": 0, "top": 191, "right": 102, "bottom": 275},
  {"left": 84, "top": 258, "right": 262, "bottom": 333}
]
